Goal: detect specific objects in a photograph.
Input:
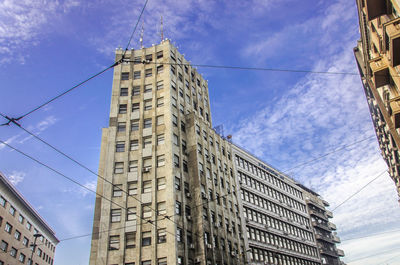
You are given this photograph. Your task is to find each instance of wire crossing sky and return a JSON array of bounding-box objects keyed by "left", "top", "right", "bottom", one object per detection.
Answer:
[{"left": 1, "top": 0, "right": 400, "bottom": 265}]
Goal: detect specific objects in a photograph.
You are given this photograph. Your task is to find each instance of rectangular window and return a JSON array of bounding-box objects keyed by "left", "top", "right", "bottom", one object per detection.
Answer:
[
  {"left": 111, "top": 209, "right": 121, "bottom": 222},
  {"left": 174, "top": 154, "right": 180, "bottom": 167},
  {"left": 156, "top": 115, "right": 164, "bottom": 126},
  {"left": 10, "top": 247, "right": 17, "bottom": 257},
  {"left": 172, "top": 96, "right": 177, "bottom": 107},
  {"left": 22, "top": 237, "right": 28, "bottom": 246},
  {"left": 132, "top": 86, "right": 140, "bottom": 96},
  {"left": 157, "top": 65, "right": 164, "bottom": 74},
  {"left": 120, "top": 87, "right": 128, "bottom": 96},
  {"left": 116, "top": 141, "right": 125, "bottom": 152},
  {"left": 127, "top": 207, "right": 137, "bottom": 221},
  {"left": 158, "top": 201, "right": 166, "bottom": 215},
  {"left": 157, "top": 155, "right": 166, "bottom": 167},
  {"left": 0, "top": 196, "right": 6, "bottom": 207},
  {"left": 172, "top": 115, "right": 178, "bottom": 126},
  {"left": 14, "top": 230, "right": 21, "bottom": 240},
  {"left": 175, "top": 201, "right": 182, "bottom": 215},
  {"left": 0, "top": 240, "right": 8, "bottom": 252},
  {"left": 130, "top": 140, "right": 139, "bottom": 150},
  {"left": 132, "top": 103, "right": 140, "bottom": 112},
  {"left": 145, "top": 54, "right": 152, "bottom": 61},
  {"left": 113, "top": 184, "right": 123, "bottom": 197},
  {"left": 26, "top": 222, "right": 31, "bottom": 230},
  {"left": 158, "top": 228, "right": 167, "bottom": 243},
  {"left": 176, "top": 227, "right": 183, "bottom": 242},
  {"left": 158, "top": 177, "right": 166, "bottom": 190},
  {"left": 133, "top": 71, "right": 140, "bottom": 79},
  {"left": 121, "top": 72, "right": 129, "bottom": 80},
  {"left": 129, "top": 160, "right": 138, "bottom": 173},
  {"left": 9, "top": 206, "right": 15, "bottom": 216},
  {"left": 117, "top": 122, "right": 126, "bottom": 132},
  {"left": 144, "top": 84, "right": 152, "bottom": 93},
  {"left": 142, "top": 231, "right": 151, "bottom": 246},
  {"left": 181, "top": 121, "right": 185, "bottom": 132},
  {"left": 144, "top": 100, "right": 152, "bottom": 110},
  {"left": 144, "top": 118, "right": 152, "bottom": 128},
  {"left": 157, "top": 80, "right": 164, "bottom": 90},
  {"left": 157, "top": 97, "right": 164, "bottom": 107},
  {"left": 109, "top": 235, "right": 120, "bottom": 250},
  {"left": 128, "top": 182, "right": 138, "bottom": 195},
  {"left": 131, "top": 119, "right": 139, "bottom": 131},
  {"left": 119, "top": 104, "right": 127, "bottom": 114},
  {"left": 173, "top": 134, "right": 179, "bottom": 146},
  {"left": 145, "top": 69, "right": 152, "bottom": 77},
  {"left": 157, "top": 134, "right": 165, "bottom": 145},
  {"left": 143, "top": 137, "right": 152, "bottom": 149},
  {"left": 19, "top": 253, "right": 26, "bottom": 263},
  {"left": 142, "top": 181, "right": 152, "bottom": 193},
  {"left": 126, "top": 232, "right": 136, "bottom": 248},
  {"left": 114, "top": 162, "right": 124, "bottom": 174},
  {"left": 156, "top": 51, "right": 163, "bottom": 59},
  {"left": 142, "top": 205, "right": 152, "bottom": 219},
  {"left": 175, "top": 176, "right": 181, "bottom": 190}
]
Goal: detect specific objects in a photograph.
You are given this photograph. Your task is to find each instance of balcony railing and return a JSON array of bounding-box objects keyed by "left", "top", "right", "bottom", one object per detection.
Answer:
[
  {"left": 312, "top": 221, "right": 331, "bottom": 232},
  {"left": 328, "top": 222, "right": 337, "bottom": 230},
  {"left": 325, "top": 210, "right": 333, "bottom": 218},
  {"left": 366, "top": 0, "right": 388, "bottom": 20},
  {"left": 310, "top": 209, "right": 328, "bottom": 220},
  {"left": 332, "top": 234, "right": 341, "bottom": 243},
  {"left": 336, "top": 248, "right": 345, "bottom": 257},
  {"left": 369, "top": 57, "right": 390, "bottom": 88}
]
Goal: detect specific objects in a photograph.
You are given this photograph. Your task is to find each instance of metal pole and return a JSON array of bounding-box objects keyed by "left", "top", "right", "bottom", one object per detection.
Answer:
[{"left": 29, "top": 234, "right": 42, "bottom": 265}]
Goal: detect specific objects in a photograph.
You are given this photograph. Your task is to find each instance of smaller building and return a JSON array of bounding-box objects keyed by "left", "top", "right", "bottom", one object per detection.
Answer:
[
  {"left": 298, "top": 184, "right": 345, "bottom": 265},
  {"left": 0, "top": 172, "right": 59, "bottom": 265}
]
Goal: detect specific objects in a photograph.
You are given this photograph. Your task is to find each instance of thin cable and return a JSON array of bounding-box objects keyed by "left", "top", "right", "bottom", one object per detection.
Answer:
[
  {"left": 129, "top": 60, "right": 360, "bottom": 75},
  {"left": 332, "top": 169, "right": 387, "bottom": 212},
  {"left": 14, "top": 62, "right": 119, "bottom": 121},
  {"left": 0, "top": 139, "right": 233, "bottom": 250},
  {"left": 0, "top": 139, "right": 178, "bottom": 241},
  {"left": 122, "top": 0, "right": 149, "bottom": 57},
  {"left": 127, "top": 60, "right": 400, "bottom": 77},
  {"left": 6, "top": 123, "right": 234, "bottom": 235}
]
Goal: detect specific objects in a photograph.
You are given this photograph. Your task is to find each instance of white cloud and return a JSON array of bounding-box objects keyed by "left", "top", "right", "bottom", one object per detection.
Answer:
[
  {"left": 7, "top": 171, "right": 26, "bottom": 185},
  {"left": 78, "top": 179, "right": 97, "bottom": 197},
  {"left": 228, "top": 0, "right": 400, "bottom": 263},
  {"left": 0, "top": 0, "right": 79, "bottom": 64}
]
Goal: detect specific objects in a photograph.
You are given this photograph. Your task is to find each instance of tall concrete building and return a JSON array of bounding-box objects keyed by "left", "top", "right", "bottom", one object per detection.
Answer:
[
  {"left": 0, "top": 172, "right": 59, "bottom": 265},
  {"left": 89, "top": 40, "right": 344, "bottom": 265},
  {"left": 354, "top": 0, "right": 400, "bottom": 200}
]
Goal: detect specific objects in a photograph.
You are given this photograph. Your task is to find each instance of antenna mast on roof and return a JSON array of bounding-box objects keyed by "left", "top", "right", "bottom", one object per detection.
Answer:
[
  {"left": 140, "top": 22, "right": 144, "bottom": 48},
  {"left": 160, "top": 15, "right": 164, "bottom": 42}
]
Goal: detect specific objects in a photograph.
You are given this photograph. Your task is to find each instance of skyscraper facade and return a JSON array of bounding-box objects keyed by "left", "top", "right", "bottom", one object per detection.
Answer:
[
  {"left": 89, "top": 40, "right": 344, "bottom": 265},
  {"left": 0, "top": 172, "right": 58, "bottom": 265},
  {"left": 354, "top": 0, "right": 400, "bottom": 200}
]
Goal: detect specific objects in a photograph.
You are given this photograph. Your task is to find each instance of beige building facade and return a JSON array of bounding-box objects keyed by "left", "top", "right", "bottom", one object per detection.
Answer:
[
  {"left": 354, "top": 0, "right": 400, "bottom": 200},
  {"left": 89, "top": 40, "right": 344, "bottom": 265},
  {"left": 0, "top": 172, "right": 58, "bottom": 265}
]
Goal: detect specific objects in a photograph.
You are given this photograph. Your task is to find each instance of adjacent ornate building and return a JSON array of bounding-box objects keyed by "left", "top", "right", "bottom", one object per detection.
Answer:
[
  {"left": 89, "top": 40, "right": 344, "bottom": 265},
  {"left": 354, "top": 0, "right": 400, "bottom": 200},
  {"left": 0, "top": 172, "right": 59, "bottom": 265}
]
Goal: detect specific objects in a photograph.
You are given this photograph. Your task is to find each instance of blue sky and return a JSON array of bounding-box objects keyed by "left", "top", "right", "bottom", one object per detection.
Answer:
[{"left": 1, "top": 0, "right": 400, "bottom": 264}]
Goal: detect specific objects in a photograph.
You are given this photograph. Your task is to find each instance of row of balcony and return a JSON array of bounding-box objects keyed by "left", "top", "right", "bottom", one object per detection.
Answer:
[
  {"left": 311, "top": 221, "right": 336, "bottom": 232},
  {"left": 318, "top": 245, "right": 345, "bottom": 257},
  {"left": 315, "top": 233, "right": 341, "bottom": 244}
]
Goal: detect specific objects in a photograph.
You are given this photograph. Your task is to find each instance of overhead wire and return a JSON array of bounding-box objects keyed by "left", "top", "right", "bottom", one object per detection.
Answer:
[
  {"left": 0, "top": 0, "right": 149, "bottom": 125},
  {"left": 331, "top": 169, "right": 387, "bottom": 212},
  {"left": 0, "top": 139, "right": 180, "bottom": 244}
]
